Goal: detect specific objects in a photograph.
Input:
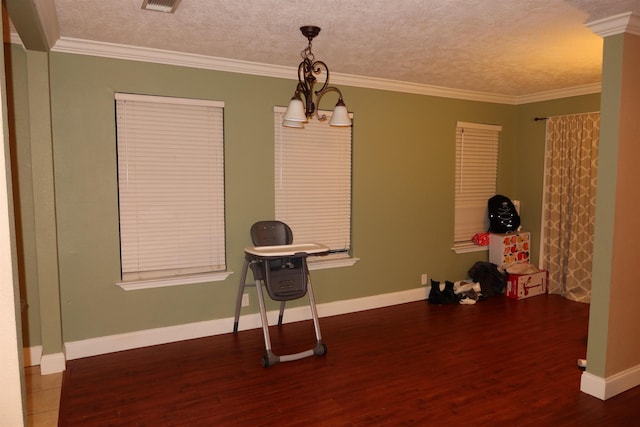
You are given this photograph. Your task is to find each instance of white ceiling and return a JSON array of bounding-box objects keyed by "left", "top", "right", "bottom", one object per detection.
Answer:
[{"left": 14, "top": 0, "right": 640, "bottom": 100}]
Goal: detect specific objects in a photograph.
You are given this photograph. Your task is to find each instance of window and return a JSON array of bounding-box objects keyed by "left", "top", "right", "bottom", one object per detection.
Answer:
[
  {"left": 115, "top": 93, "right": 228, "bottom": 289},
  {"left": 453, "top": 121, "right": 502, "bottom": 253},
  {"left": 274, "top": 107, "right": 354, "bottom": 267}
]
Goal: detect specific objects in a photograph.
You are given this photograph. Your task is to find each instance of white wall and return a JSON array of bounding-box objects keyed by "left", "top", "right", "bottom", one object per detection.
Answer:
[{"left": 0, "top": 39, "right": 26, "bottom": 426}]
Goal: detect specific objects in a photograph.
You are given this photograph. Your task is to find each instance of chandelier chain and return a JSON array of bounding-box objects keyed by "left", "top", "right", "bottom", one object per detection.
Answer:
[{"left": 301, "top": 39, "right": 315, "bottom": 62}]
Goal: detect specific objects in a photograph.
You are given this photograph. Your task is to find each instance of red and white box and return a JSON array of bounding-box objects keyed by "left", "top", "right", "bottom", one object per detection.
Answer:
[
  {"left": 489, "top": 232, "right": 530, "bottom": 267},
  {"left": 505, "top": 270, "right": 548, "bottom": 300}
]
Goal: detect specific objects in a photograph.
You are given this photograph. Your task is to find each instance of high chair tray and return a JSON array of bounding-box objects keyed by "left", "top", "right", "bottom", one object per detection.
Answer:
[{"left": 244, "top": 243, "right": 329, "bottom": 257}]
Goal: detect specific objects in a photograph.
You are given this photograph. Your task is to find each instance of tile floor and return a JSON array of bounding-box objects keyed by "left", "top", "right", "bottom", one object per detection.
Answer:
[{"left": 25, "top": 366, "right": 61, "bottom": 427}]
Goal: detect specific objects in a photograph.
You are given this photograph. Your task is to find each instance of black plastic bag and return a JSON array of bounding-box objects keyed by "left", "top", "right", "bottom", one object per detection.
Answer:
[{"left": 468, "top": 261, "right": 507, "bottom": 297}]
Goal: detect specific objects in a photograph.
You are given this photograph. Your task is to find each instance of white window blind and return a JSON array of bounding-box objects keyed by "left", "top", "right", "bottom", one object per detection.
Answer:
[
  {"left": 454, "top": 121, "right": 501, "bottom": 247},
  {"left": 115, "top": 93, "right": 226, "bottom": 282},
  {"left": 274, "top": 108, "right": 352, "bottom": 258}
]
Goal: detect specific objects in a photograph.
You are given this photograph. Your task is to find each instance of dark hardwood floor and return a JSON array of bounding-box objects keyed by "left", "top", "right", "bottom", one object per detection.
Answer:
[{"left": 58, "top": 294, "right": 638, "bottom": 426}]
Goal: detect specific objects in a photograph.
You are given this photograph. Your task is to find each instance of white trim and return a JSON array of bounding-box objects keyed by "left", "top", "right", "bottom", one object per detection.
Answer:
[
  {"left": 117, "top": 270, "right": 233, "bottom": 291},
  {"left": 456, "top": 121, "right": 503, "bottom": 131},
  {"left": 115, "top": 92, "right": 224, "bottom": 107},
  {"left": 337, "top": 73, "right": 516, "bottom": 104},
  {"left": 7, "top": 31, "right": 24, "bottom": 47},
  {"left": 308, "top": 257, "right": 359, "bottom": 270},
  {"left": 23, "top": 345, "right": 43, "bottom": 367},
  {"left": 64, "top": 287, "right": 426, "bottom": 360},
  {"left": 516, "top": 83, "right": 602, "bottom": 104},
  {"left": 52, "top": 36, "right": 295, "bottom": 79},
  {"left": 316, "top": 287, "right": 426, "bottom": 318},
  {"left": 451, "top": 243, "right": 489, "bottom": 254},
  {"left": 587, "top": 12, "right": 640, "bottom": 37},
  {"left": 580, "top": 363, "right": 640, "bottom": 400},
  {"left": 115, "top": 258, "right": 356, "bottom": 290},
  {"left": 48, "top": 36, "right": 600, "bottom": 105},
  {"left": 40, "top": 352, "right": 66, "bottom": 374},
  {"left": 580, "top": 372, "right": 607, "bottom": 399}
]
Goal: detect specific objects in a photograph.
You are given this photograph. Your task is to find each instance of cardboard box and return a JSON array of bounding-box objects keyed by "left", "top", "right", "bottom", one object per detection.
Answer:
[
  {"left": 506, "top": 270, "right": 548, "bottom": 300},
  {"left": 489, "top": 232, "right": 530, "bottom": 267}
]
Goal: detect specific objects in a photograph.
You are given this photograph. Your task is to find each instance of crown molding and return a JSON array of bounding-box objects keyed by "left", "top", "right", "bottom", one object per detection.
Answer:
[
  {"left": 6, "top": 31, "right": 24, "bottom": 47},
  {"left": 51, "top": 37, "right": 519, "bottom": 104},
  {"left": 51, "top": 36, "right": 295, "bottom": 79},
  {"left": 333, "top": 72, "right": 518, "bottom": 104},
  {"left": 515, "top": 82, "right": 602, "bottom": 104},
  {"left": 587, "top": 12, "right": 640, "bottom": 37},
  {"left": 40, "top": 36, "right": 597, "bottom": 105}
]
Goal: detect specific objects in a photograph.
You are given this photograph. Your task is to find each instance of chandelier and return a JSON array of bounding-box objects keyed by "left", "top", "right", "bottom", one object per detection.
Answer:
[{"left": 282, "top": 26, "right": 352, "bottom": 128}]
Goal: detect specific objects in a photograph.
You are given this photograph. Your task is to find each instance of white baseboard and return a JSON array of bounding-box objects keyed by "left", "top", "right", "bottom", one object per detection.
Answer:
[
  {"left": 40, "top": 352, "right": 66, "bottom": 375},
  {"left": 22, "top": 345, "right": 67, "bottom": 374},
  {"left": 65, "top": 287, "right": 427, "bottom": 360},
  {"left": 580, "top": 363, "right": 640, "bottom": 400},
  {"left": 23, "top": 345, "right": 42, "bottom": 367}
]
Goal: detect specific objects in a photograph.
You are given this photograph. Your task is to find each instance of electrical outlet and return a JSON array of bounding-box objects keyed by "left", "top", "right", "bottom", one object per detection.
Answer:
[
  {"left": 421, "top": 273, "right": 428, "bottom": 286},
  {"left": 241, "top": 293, "right": 249, "bottom": 307}
]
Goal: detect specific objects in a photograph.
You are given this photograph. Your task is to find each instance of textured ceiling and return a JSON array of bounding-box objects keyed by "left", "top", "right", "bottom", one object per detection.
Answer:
[{"left": 25, "top": 0, "right": 640, "bottom": 97}]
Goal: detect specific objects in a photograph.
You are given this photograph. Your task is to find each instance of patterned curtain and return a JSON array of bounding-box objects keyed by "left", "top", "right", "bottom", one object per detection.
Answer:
[{"left": 542, "top": 112, "right": 599, "bottom": 303}]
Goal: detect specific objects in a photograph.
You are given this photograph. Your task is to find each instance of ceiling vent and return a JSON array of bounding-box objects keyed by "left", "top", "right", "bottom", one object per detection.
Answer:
[{"left": 141, "top": 0, "right": 182, "bottom": 13}]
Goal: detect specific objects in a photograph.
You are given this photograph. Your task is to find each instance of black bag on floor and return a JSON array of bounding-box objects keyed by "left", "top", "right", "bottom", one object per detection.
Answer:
[{"left": 468, "top": 261, "right": 507, "bottom": 297}]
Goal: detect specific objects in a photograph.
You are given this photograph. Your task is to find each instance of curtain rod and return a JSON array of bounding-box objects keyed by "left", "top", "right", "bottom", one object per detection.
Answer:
[{"left": 534, "top": 111, "right": 599, "bottom": 122}]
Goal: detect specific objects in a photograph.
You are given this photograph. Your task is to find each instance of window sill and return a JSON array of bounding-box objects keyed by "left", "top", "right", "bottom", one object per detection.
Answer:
[
  {"left": 307, "top": 256, "right": 359, "bottom": 270},
  {"left": 117, "top": 271, "right": 233, "bottom": 291},
  {"left": 116, "top": 256, "right": 358, "bottom": 291},
  {"left": 451, "top": 243, "right": 489, "bottom": 254}
]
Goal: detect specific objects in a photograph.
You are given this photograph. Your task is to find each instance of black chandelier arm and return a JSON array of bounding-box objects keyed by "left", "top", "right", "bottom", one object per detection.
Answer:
[
  {"left": 314, "top": 86, "right": 344, "bottom": 122},
  {"left": 310, "top": 60, "right": 330, "bottom": 94},
  {"left": 293, "top": 83, "right": 314, "bottom": 118},
  {"left": 296, "top": 58, "right": 331, "bottom": 119},
  {"left": 297, "top": 59, "right": 316, "bottom": 89}
]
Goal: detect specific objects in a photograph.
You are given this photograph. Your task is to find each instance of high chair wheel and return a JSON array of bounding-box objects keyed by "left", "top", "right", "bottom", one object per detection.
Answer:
[
  {"left": 322, "top": 343, "right": 328, "bottom": 355},
  {"left": 261, "top": 354, "right": 270, "bottom": 368},
  {"left": 314, "top": 343, "right": 328, "bottom": 356}
]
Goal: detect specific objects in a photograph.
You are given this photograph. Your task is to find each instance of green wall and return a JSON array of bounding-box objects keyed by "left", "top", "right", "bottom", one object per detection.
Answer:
[
  {"left": 5, "top": 44, "right": 42, "bottom": 347},
  {"left": 9, "top": 45, "right": 599, "bottom": 346},
  {"left": 47, "top": 52, "right": 516, "bottom": 342}
]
